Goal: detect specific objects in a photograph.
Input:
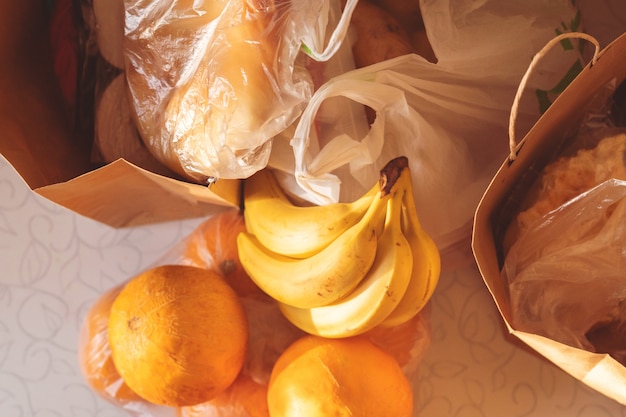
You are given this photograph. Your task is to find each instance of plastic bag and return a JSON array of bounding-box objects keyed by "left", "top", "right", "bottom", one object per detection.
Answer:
[
  {"left": 500, "top": 69, "right": 626, "bottom": 365},
  {"left": 77, "top": 282, "right": 174, "bottom": 417},
  {"left": 122, "top": 0, "right": 358, "bottom": 183},
  {"left": 270, "top": 0, "right": 583, "bottom": 258},
  {"left": 78, "top": 208, "right": 431, "bottom": 417},
  {"left": 76, "top": 210, "right": 304, "bottom": 416},
  {"left": 503, "top": 178, "right": 626, "bottom": 364}
]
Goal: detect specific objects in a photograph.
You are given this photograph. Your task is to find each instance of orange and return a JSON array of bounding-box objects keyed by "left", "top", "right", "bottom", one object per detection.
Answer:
[
  {"left": 267, "top": 335, "right": 414, "bottom": 417},
  {"left": 108, "top": 265, "right": 249, "bottom": 407},
  {"left": 177, "top": 374, "right": 269, "bottom": 417},
  {"left": 77, "top": 283, "right": 143, "bottom": 404},
  {"left": 182, "top": 209, "right": 262, "bottom": 297}
]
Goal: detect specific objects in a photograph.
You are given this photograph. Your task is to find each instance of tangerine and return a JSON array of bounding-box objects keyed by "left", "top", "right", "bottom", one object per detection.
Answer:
[
  {"left": 78, "top": 284, "right": 143, "bottom": 404},
  {"left": 267, "top": 334, "right": 414, "bottom": 417},
  {"left": 177, "top": 373, "right": 269, "bottom": 417},
  {"left": 108, "top": 265, "right": 249, "bottom": 407},
  {"left": 365, "top": 311, "right": 430, "bottom": 373},
  {"left": 182, "top": 210, "right": 262, "bottom": 297}
]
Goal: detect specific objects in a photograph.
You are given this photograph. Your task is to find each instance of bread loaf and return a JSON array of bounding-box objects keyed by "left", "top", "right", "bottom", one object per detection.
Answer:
[
  {"left": 504, "top": 131, "right": 626, "bottom": 251},
  {"left": 124, "top": 0, "right": 298, "bottom": 182},
  {"left": 95, "top": 74, "right": 177, "bottom": 177}
]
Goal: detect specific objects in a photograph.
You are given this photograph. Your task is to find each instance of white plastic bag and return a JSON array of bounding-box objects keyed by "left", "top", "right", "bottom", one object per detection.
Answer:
[{"left": 271, "top": 0, "right": 584, "bottom": 255}]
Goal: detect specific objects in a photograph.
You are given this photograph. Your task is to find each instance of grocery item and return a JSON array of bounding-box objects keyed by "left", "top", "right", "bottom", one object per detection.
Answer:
[
  {"left": 365, "top": 311, "right": 431, "bottom": 374},
  {"left": 179, "top": 209, "right": 262, "bottom": 298},
  {"left": 473, "top": 32, "right": 626, "bottom": 405},
  {"left": 122, "top": 0, "right": 360, "bottom": 182},
  {"left": 503, "top": 131, "right": 626, "bottom": 252},
  {"left": 380, "top": 171, "right": 441, "bottom": 327},
  {"left": 239, "top": 157, "right": 439, "bottom": 337},
  {"left": 350, "top": 0, "right": 415, "bottom": 68},
  {"left": 77, "top": 200, "right": 431, "bottom": 417},
  {"left": 504, "top": 180, "right": 626, "bottom": 364},
  {"left": 78, "top": 284, "right": 143, "bottom": 405},
  {"left": 501, "top": 129, "right": 626, "bottom": 365},
  {"left": 267, "top": 335, "right": 414, "bottom": 417},
  {"left": 177, "top": 374, "right": 270, "bottom": 417},
  {"left": 107, "top": 265, "right": 249, "bottom": 407},
  {"left": 282, "top": 0, "right": 583, "bottom": 267},
  {"left": 277, "top": 170, "right": 413, "bottom": 337},
  {"left": 94, "top": 73, "right": 176, "bottom": 176},
  {"left": 241, "top": 168, "right": 377, "bottom": 258},
  {"left": 237, "top": 175, "right": 390, "bottom": 309}
]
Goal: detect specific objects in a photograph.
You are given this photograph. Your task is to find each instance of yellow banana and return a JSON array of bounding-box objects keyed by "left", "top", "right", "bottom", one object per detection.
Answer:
[
  {"left": 237, "top": 186, "right": 390, "bottom": 309},
  {"left": 277, "top": 174, "right": 414, "bottom": 338},
  {"left": 242, "top": 168, "right": 377, "bottom": 258},
  {"left": 380, "top": 173, "right": 441, "bottom": 328}
]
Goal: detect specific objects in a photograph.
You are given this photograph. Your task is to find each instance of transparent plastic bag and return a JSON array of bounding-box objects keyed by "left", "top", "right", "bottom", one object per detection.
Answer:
[
  {"left": 500, "top": 68, "right": 626, "bottom": 364},
  {"left": 77, "top": 281, "right": 174, "bottom": 417},
  {"left": 503, "top": 179, "right": 626, "bottom": 364},
  {"left": 270, "top": 0, "right": 583, "bottom": 258},
  {"left": 78, "top": 208, "right": 431, "bottom": 417},
  {"left": 123, "top": 0, "right": 358, "bottom": 183},
  {"left": 76, "top": 210, "right": 303, "bottom": 416}
]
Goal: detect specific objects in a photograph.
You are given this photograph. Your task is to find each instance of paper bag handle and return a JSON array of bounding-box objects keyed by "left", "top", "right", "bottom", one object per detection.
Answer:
[{"left": 508, "top": 32, "right": 601, "bottom": 161}]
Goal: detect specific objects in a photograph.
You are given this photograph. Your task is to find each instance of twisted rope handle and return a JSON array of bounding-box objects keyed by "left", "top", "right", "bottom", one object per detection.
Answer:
[{"left": 508, "top": 32, "right": 601, "bottom": 161}]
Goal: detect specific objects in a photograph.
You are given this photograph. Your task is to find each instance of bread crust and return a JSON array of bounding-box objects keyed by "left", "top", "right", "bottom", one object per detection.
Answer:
[{"left": 504, "top": 131, "right": 626, "bottom": 251}]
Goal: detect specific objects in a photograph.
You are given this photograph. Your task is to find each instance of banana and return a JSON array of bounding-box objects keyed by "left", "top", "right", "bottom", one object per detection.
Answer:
[
  {"left": 237, "top": 185, "right": 391, "bottom": 309},
  {"left": 380, "top": 173, "right": 441, "bottom": 328},
  {"left": 242, "top": 168, "right": 377, "bottom": 258},
  {"left": 277, "top": 173, "right": 414, "bottom": 338}
]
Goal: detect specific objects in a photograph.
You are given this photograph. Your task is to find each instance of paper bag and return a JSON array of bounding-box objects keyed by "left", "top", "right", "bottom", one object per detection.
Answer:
[
  {"left": 18, "top": 0, "right": 359, "bottom": 229},
  {"left": 0, "top": 0, "right": 242, "bottom": 229},
  {"left": 472, "top": 32, "right": 626, "bottom": 405}
]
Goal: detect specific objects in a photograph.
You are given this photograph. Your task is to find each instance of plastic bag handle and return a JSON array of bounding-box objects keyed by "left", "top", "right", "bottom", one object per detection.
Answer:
[
  {"left": 301, "top": 0, "right": 359, "bottom": 62},
  {"left": 508, "top": 32, "right": 601, "bottom": 161}
]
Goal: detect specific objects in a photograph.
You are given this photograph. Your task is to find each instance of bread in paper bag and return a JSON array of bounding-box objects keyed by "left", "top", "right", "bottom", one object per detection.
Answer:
[
  {"left": 473, "top": 32, "right": 626, "bottom": 405},
  {"left": 503, "top": 130, "right": 626, "bottom": 251}
]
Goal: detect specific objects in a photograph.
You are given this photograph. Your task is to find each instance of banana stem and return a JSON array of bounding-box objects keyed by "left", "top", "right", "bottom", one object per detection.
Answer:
[{"left": 379, "top": 156, "right": 409, "bottom": 196}]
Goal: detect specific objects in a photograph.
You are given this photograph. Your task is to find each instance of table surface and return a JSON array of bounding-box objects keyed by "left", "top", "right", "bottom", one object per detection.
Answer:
[
  {"left": 2, "top": 149, "right": 626, "bottom": 417},
  {"left": 4, "top": 1, "right": 626, "bottom": 415}
]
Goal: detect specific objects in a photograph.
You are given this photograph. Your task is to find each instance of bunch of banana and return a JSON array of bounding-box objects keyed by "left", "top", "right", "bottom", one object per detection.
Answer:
[
  {"left": 380, "top": 175, "right": 441, "bottom": 328},
  {"left": 237, "top": 168, "right": 390, "bottom": 308},
  {"left": 242, "top": 168, "right": 378, "bottom": 258},
  {"left": 237, "top": 156, "right": 440, "bottom": 337}
]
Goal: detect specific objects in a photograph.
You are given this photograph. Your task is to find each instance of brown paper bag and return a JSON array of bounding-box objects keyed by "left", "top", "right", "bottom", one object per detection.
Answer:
[
  {"left": 0, "top": 0, "right": 240, "bottom": 228},
  {"left": 472, "top": 32, "right": 626, "bottom": 405}
]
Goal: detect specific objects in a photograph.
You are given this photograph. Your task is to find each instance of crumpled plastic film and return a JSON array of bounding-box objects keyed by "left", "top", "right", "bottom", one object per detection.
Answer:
[
  {"left": 78, "top": 208, "right": 432, "bottom": 416},
  {"left": 503, "top": 179, "right": 626, "bottom": 365},
  {"left": 123, "top": 0, "right": 357, "bottom": 183},
  {"left": 276, "top": 0, "right": 583, "bottom": 257}
]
